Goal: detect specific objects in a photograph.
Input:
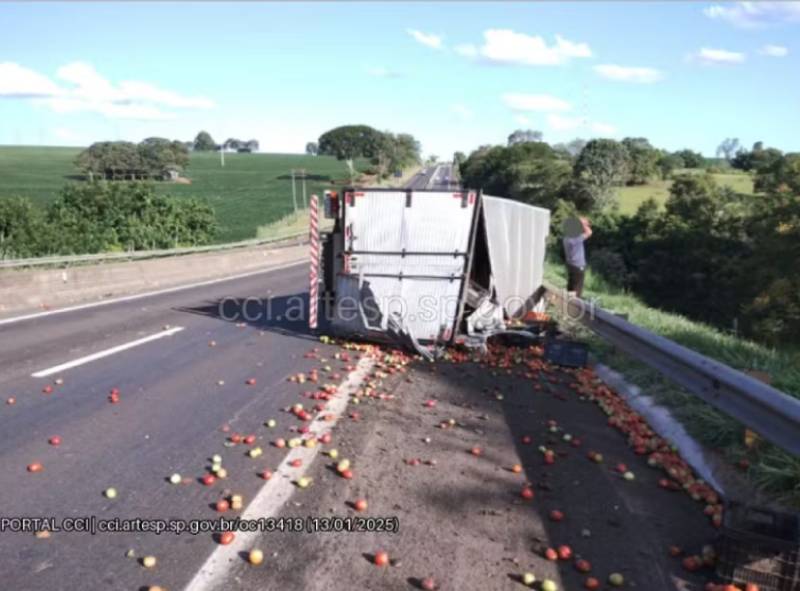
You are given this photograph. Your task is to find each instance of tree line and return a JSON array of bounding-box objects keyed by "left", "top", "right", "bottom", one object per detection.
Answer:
[
  {"left": 193, "top": 131, "right": 259, "bottom": 153},
  {"left": 0, "top": 183, "right": 217, "bottom": 259},
  {"left": 459, "top": 131, "right": 714, "bottom": 212},
  {"left": 458, "top": 132, "right": 799, "bottom": 346}
]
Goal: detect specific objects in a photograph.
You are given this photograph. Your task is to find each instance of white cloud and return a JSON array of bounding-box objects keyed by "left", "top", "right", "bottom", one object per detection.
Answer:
[
  {"left": 703, "top": 2, "right": 800, "bottom": 28},
  {"left": 515, "top": 114, "right": 531, "bottom": 126},
  {"left": 502, "top": 93, "right": 572, "bottom": 112},
  {"left": 450, "top": 103, "right": 474, "bottom": 120},
  {"left": 0, "top": 62, "right": 62, "bottom": 97},
  {"left": 593, "top": 64, "right": 664, "bottom": 83},
  {"left": 462, "top": 29, "right": 591, "bottom": 66},
  {"left": 759, "top": 44, "right": 789, "bottom": 57},
  {"left": 0, "top": 61, "right": 214, "bottom": 121},
  {"left": 407, "top": 29, "right": 443, "bottom": 49},
  {"left": 693, "top": 47, "right": 746, "bottom": 64},
  {"left": 546, "top": 113, "right": 616, "bottom": 135}
]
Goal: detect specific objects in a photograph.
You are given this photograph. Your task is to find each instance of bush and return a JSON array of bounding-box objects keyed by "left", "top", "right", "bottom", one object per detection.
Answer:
[
  {"left": 589, "top": 248, "right": 631, "bottom": 289},
  {"left": 0, "top": 197, "right": 47, "bottom": 259},
  {"left": 2, "top": 182, "right": 218, "bottom": 258}
]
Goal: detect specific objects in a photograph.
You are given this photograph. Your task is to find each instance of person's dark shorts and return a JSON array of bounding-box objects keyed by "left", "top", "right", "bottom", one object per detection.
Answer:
[{"left": 566, "top": 264, "right": 585, "bottom": 298}]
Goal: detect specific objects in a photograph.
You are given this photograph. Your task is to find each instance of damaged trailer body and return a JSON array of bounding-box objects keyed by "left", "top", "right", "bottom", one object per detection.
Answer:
[{"left": 317, "top": 188, "right": 550, "bottom": 355}]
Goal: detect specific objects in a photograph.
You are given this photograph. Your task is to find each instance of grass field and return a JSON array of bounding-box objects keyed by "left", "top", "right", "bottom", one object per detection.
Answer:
[
  {"left": 0, "top": 146, "right": 364, "bottom": 243},
  {"left": 616, "top": 170, "right": 756, "bottom": 214}
]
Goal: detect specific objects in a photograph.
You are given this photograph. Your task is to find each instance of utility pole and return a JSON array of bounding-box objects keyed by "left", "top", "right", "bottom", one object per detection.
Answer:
[
  {"left": 301, "top": 169, "right": 307, "bottom": 209},
  {"left": 291, "top": 169, "right": 298, "bottom": 213},
  {"left": 220, "top": 145, "right": 225, "bottom": 168}
]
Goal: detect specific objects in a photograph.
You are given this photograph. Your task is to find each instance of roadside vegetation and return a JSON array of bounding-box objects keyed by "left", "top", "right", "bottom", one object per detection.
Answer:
[
  {"left": 459, "top": 132, "right": 799, "bottom": 348},
  {"left": 545, "top": 261, "right": 800, "bottom": 506},
  {"left": 0, "top": 124, "right": 421, "bottom": 253},
  {"left": 461, "top": 130, "right": 799, "bottom": 501}
]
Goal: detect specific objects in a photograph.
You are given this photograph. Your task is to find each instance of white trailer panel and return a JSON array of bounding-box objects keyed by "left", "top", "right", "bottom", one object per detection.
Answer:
[
  {"left": 331, "top": 189, "right": 477, "bottom": 342},
  {"left": 481, "top": 196, "right": 551, "bottom": 317}
]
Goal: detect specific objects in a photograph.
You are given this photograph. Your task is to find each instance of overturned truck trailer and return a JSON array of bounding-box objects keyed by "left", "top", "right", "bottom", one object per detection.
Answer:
[{"left": 317, "top": 188, "right": 550, "bottom": 356}]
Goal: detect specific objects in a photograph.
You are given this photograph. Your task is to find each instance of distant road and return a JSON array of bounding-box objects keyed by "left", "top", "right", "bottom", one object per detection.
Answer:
[{"left": 403, "top": 162, "right": 460, "bottom": 190}]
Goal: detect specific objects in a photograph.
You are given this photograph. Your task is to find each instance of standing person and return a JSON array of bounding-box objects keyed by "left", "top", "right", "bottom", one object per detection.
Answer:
[{"left": 562, "top": 216, "right": 592, "bottom": 298}]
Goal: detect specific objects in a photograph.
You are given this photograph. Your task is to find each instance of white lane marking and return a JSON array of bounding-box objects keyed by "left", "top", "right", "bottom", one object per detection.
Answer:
[
  {"left": 31, "top": 327, "right": 185, "bottom": 378},
  {"left": 0, "top": 259, "right": 306, "bottom": 327},
  {"left": 183, "top": 354, "right": 376, "bottom": 591}
]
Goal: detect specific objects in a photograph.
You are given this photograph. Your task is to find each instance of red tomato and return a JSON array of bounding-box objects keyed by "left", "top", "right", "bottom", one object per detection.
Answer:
[
  {"left": 374, "top": 551, "right": 389, "bottom": 566},
  {"left": 549, "top": 510, "right": 564, "bottom": 522}
]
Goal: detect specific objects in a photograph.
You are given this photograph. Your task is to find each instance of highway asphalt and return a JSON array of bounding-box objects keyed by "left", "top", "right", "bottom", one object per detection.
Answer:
[
  {"left": 403, "top": 163, "right": 459, "bottom": 191},
  {"left": 0, "top": 260, "right": 338, "bottom": 590}
]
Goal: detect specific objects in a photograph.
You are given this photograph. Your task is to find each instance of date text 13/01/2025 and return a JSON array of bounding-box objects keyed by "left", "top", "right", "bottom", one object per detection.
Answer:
[{"left": 276, "top": 516, "right": 399, "bottom": 534}]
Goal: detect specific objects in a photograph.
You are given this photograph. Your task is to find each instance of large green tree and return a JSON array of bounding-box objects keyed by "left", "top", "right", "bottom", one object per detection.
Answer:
[
  {"left": 674, "top": 148, "right": 704, "bottom": 169},
  {"left": 621, "top": 137, "right": 659, "bottom": 185},
  {"left": 138, "top": 137, "right": 189, "bottom": 175},
  {"left": 572, "top": 139, "right": 630, "bottom": 210},
  {"left": 460, "top": 142, "right": 571, "bottom": 209},
  {"left": 317, "top": 125, "right": 383, "bottom": 180},
  {"left": 76, "top": 139, "right": 188, "bottom": 180},
  {"left": 755, "top": 153, "right": 800, "bottom": 194}
]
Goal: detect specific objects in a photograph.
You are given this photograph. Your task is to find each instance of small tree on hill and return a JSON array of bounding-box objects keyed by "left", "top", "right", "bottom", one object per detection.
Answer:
[{"left": 194, "top": 131, "right": 217, "bottom": 152}]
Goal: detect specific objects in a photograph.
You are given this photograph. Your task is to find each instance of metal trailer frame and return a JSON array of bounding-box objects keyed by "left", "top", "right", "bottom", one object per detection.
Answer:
[{"left": 317, "top": 187, "right": 550, "bottom": 355}]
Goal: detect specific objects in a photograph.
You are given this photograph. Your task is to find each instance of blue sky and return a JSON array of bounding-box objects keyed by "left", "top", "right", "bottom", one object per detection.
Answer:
[{"left": 1, "top": 1, "right": 798, "bottom": 157}]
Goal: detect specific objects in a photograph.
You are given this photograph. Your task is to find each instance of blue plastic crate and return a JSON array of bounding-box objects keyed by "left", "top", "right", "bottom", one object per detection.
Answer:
[{"left": 543, "top": 339, "right": 589, "bottom": 368}]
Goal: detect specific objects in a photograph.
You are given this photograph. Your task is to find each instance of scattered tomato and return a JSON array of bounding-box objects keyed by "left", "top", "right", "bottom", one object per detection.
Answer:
[
  {"left": 374, "top": 551, "right": 390, "bottom": 566},
  {"left": 549, "top": 510, "right": 564, "bottom": 522}
]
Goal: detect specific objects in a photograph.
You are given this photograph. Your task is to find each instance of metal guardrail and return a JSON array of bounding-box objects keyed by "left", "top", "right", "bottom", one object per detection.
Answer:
[
  {"left": 0, "top": 231, "right": 308, "bottom": 270},
  {"left": 544, "top": 282, "right": 800, "bottom": 456}
]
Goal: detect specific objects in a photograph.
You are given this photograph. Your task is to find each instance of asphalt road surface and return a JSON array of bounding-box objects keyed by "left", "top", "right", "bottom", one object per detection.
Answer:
[
  {"left": 0, "top": 242, "right": 725, "bottom": 591},
  {"left": 0, "top": 260, "right": 334, "bottom": 591},
  {"left": 403, "top": 163, "right": 459, "bottom": 191}
]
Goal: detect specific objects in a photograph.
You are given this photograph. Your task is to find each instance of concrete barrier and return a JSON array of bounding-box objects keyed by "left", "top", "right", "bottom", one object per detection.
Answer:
[{"left": 0, "top": 239, "right": 308, "bottom": 317}]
